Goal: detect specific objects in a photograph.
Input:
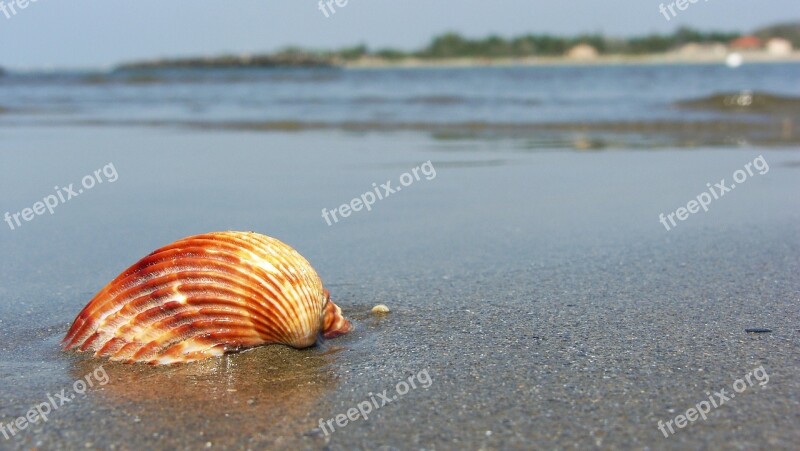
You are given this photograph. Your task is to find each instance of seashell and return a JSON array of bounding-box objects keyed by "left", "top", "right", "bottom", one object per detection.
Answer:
[{"left": 63, "top": 231, "right": 351, "bottom": 365}]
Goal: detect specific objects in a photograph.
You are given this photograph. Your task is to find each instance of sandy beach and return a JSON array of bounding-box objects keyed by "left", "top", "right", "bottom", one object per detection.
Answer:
[{"left": 0, "top": 125, "right": 798, "bottom": 449}]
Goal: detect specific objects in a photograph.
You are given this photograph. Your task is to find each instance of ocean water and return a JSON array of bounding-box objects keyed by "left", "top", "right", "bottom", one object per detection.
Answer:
[{"left": 1, "top": 63, "right": 798, "bottom": 129}]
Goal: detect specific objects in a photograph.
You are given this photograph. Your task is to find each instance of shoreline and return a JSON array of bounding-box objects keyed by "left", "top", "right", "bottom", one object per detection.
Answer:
[
  {"left": 3, "top": 52, "right": 800, "bottom": 74},
  {"left": 342, "top": 51, "right": 800, "bottom": 69}
]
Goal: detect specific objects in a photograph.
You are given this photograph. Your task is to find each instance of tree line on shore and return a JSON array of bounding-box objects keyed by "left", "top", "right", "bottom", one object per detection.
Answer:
[
  {"left": 116, "top": 22, "right": 799, "bottom": 69},
  {"left": 324, "top": 23, "right": 799, "bottom": 60}
]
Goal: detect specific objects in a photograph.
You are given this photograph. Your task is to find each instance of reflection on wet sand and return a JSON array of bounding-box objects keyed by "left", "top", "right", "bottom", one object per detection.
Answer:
[
  {"left": 17, "top": 113, "right": 792, "bottom": 149},
  {"left": 66, "top": 345, "right": 342, "bottom": 447}
]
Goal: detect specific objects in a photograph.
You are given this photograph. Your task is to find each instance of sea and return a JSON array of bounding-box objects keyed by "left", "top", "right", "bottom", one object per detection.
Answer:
[{"left": 1, "top": 63, "right": 798, "bottom": 149}]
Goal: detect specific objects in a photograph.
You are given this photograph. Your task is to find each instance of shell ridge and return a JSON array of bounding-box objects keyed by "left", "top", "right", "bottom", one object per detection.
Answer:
[
  {"left": 131, "top": 321, "right": 259, "bottom": 362},
  {"left": 131, "top": 299, "right": 287, "bottom": 346},
  {"left": 72, "top": 250, "right": 293, "bottom": 347},
  {"left": 97, "top": 273, "right": 290, "bottom": 343},
  {"left": 75, "top": 245, "right": 250, "bottom": 329}
]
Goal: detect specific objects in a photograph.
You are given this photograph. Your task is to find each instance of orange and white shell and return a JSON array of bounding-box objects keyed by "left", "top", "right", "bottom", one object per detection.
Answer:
[{"left": 63, "top": 231, "right": 351, "bottom": 365}]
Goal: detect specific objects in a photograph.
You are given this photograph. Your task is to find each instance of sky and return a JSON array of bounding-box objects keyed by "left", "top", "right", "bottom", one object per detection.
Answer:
[{"left": 0, "top": 0, "right": 796, "bottom": 69}]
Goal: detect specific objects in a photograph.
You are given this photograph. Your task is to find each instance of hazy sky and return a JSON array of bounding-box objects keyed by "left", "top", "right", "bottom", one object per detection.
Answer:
[{"left": 0, "top": 0, "right": 796, "bottom": 69}]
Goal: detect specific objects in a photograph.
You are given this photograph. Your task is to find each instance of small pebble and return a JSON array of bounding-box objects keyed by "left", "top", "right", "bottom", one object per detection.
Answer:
[
  {"left": 372, "top": 304, "right": 391, "bottom": 314},
  {"left": 745, "top": 328, "right": 772, "bottom": 333}
]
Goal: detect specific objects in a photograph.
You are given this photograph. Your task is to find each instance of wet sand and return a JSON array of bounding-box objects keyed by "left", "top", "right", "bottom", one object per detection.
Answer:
[{"left": 0, "top": 127, "right": 798, "bottom": 450}]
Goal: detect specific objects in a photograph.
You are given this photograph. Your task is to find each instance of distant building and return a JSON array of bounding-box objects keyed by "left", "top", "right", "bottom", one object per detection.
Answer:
[
  {"left": 766, "top": 38, "right": 793, "bottom": 56},
  {"left": 677, "top": 42, "right": 727, "bottom": 57},
  {"left": 729, "top": 36, "right": 762, "bottom": 51},
  {"left": 566, "top": 44, "right": 598, "bottom": 60}
]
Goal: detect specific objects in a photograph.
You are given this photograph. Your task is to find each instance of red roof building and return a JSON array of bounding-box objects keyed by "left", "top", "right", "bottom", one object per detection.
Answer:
[{"left": 729, "top": 36, "right": 762, "bottom": 50}]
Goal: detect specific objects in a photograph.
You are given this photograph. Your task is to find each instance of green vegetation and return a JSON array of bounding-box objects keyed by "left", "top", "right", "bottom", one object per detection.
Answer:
[
  {"left": 323, "top": 23, "right": 799, "bottom": 60},
  {"left": 755, "top": 22, "right": 800, "bottom": 47},
  {"left": 609, "top": 28, "right": 741, "bottom": 54},
  {"left": 417, "top": 32, "right": 607, "bottom": 58},
  {"left": 117, "top": 22, "right": 799, "bottom": 69}
]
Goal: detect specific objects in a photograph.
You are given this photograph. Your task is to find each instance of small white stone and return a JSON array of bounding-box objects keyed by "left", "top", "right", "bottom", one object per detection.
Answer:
[{"left": 371, "top": 304, "right": 390, "bottom": 314}]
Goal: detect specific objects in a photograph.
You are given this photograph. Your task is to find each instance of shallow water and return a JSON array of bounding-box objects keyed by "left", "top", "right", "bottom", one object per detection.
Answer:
[
  {"left": 2, "top": 64, "right": 799, "bottom": 126},
  {"left": 3, "top": 64, "right": 799, "bottom": 153}
]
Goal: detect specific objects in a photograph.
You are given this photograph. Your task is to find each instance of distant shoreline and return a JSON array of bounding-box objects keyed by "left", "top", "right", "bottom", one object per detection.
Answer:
[
  {"left": 342, "top": 52, "right": 800, "bottom": 69},
  {"left": 108, "top": 51, "right": 800, "bottom": 72},
  {"left": 2, "top": 51, "right": 798, "bottom": 74}
]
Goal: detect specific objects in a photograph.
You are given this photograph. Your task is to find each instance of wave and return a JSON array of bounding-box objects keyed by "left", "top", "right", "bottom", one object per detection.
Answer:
[
  {"left": 675, "top": 91, "right": 800, "bottom": 116},
  {"left": 406, "top": 95, "right": 467, "bottom": 105},
  {"left": 7, "top": 117, "right": 797, "bottom": 149},
  {"left": 276, "top": 95, "right": 539, "bottom": 106}
]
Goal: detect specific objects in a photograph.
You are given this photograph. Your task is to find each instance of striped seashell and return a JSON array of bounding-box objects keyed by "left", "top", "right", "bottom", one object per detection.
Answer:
[{"left": 63, "top": 231, "right": 351, "bottom": 365}]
